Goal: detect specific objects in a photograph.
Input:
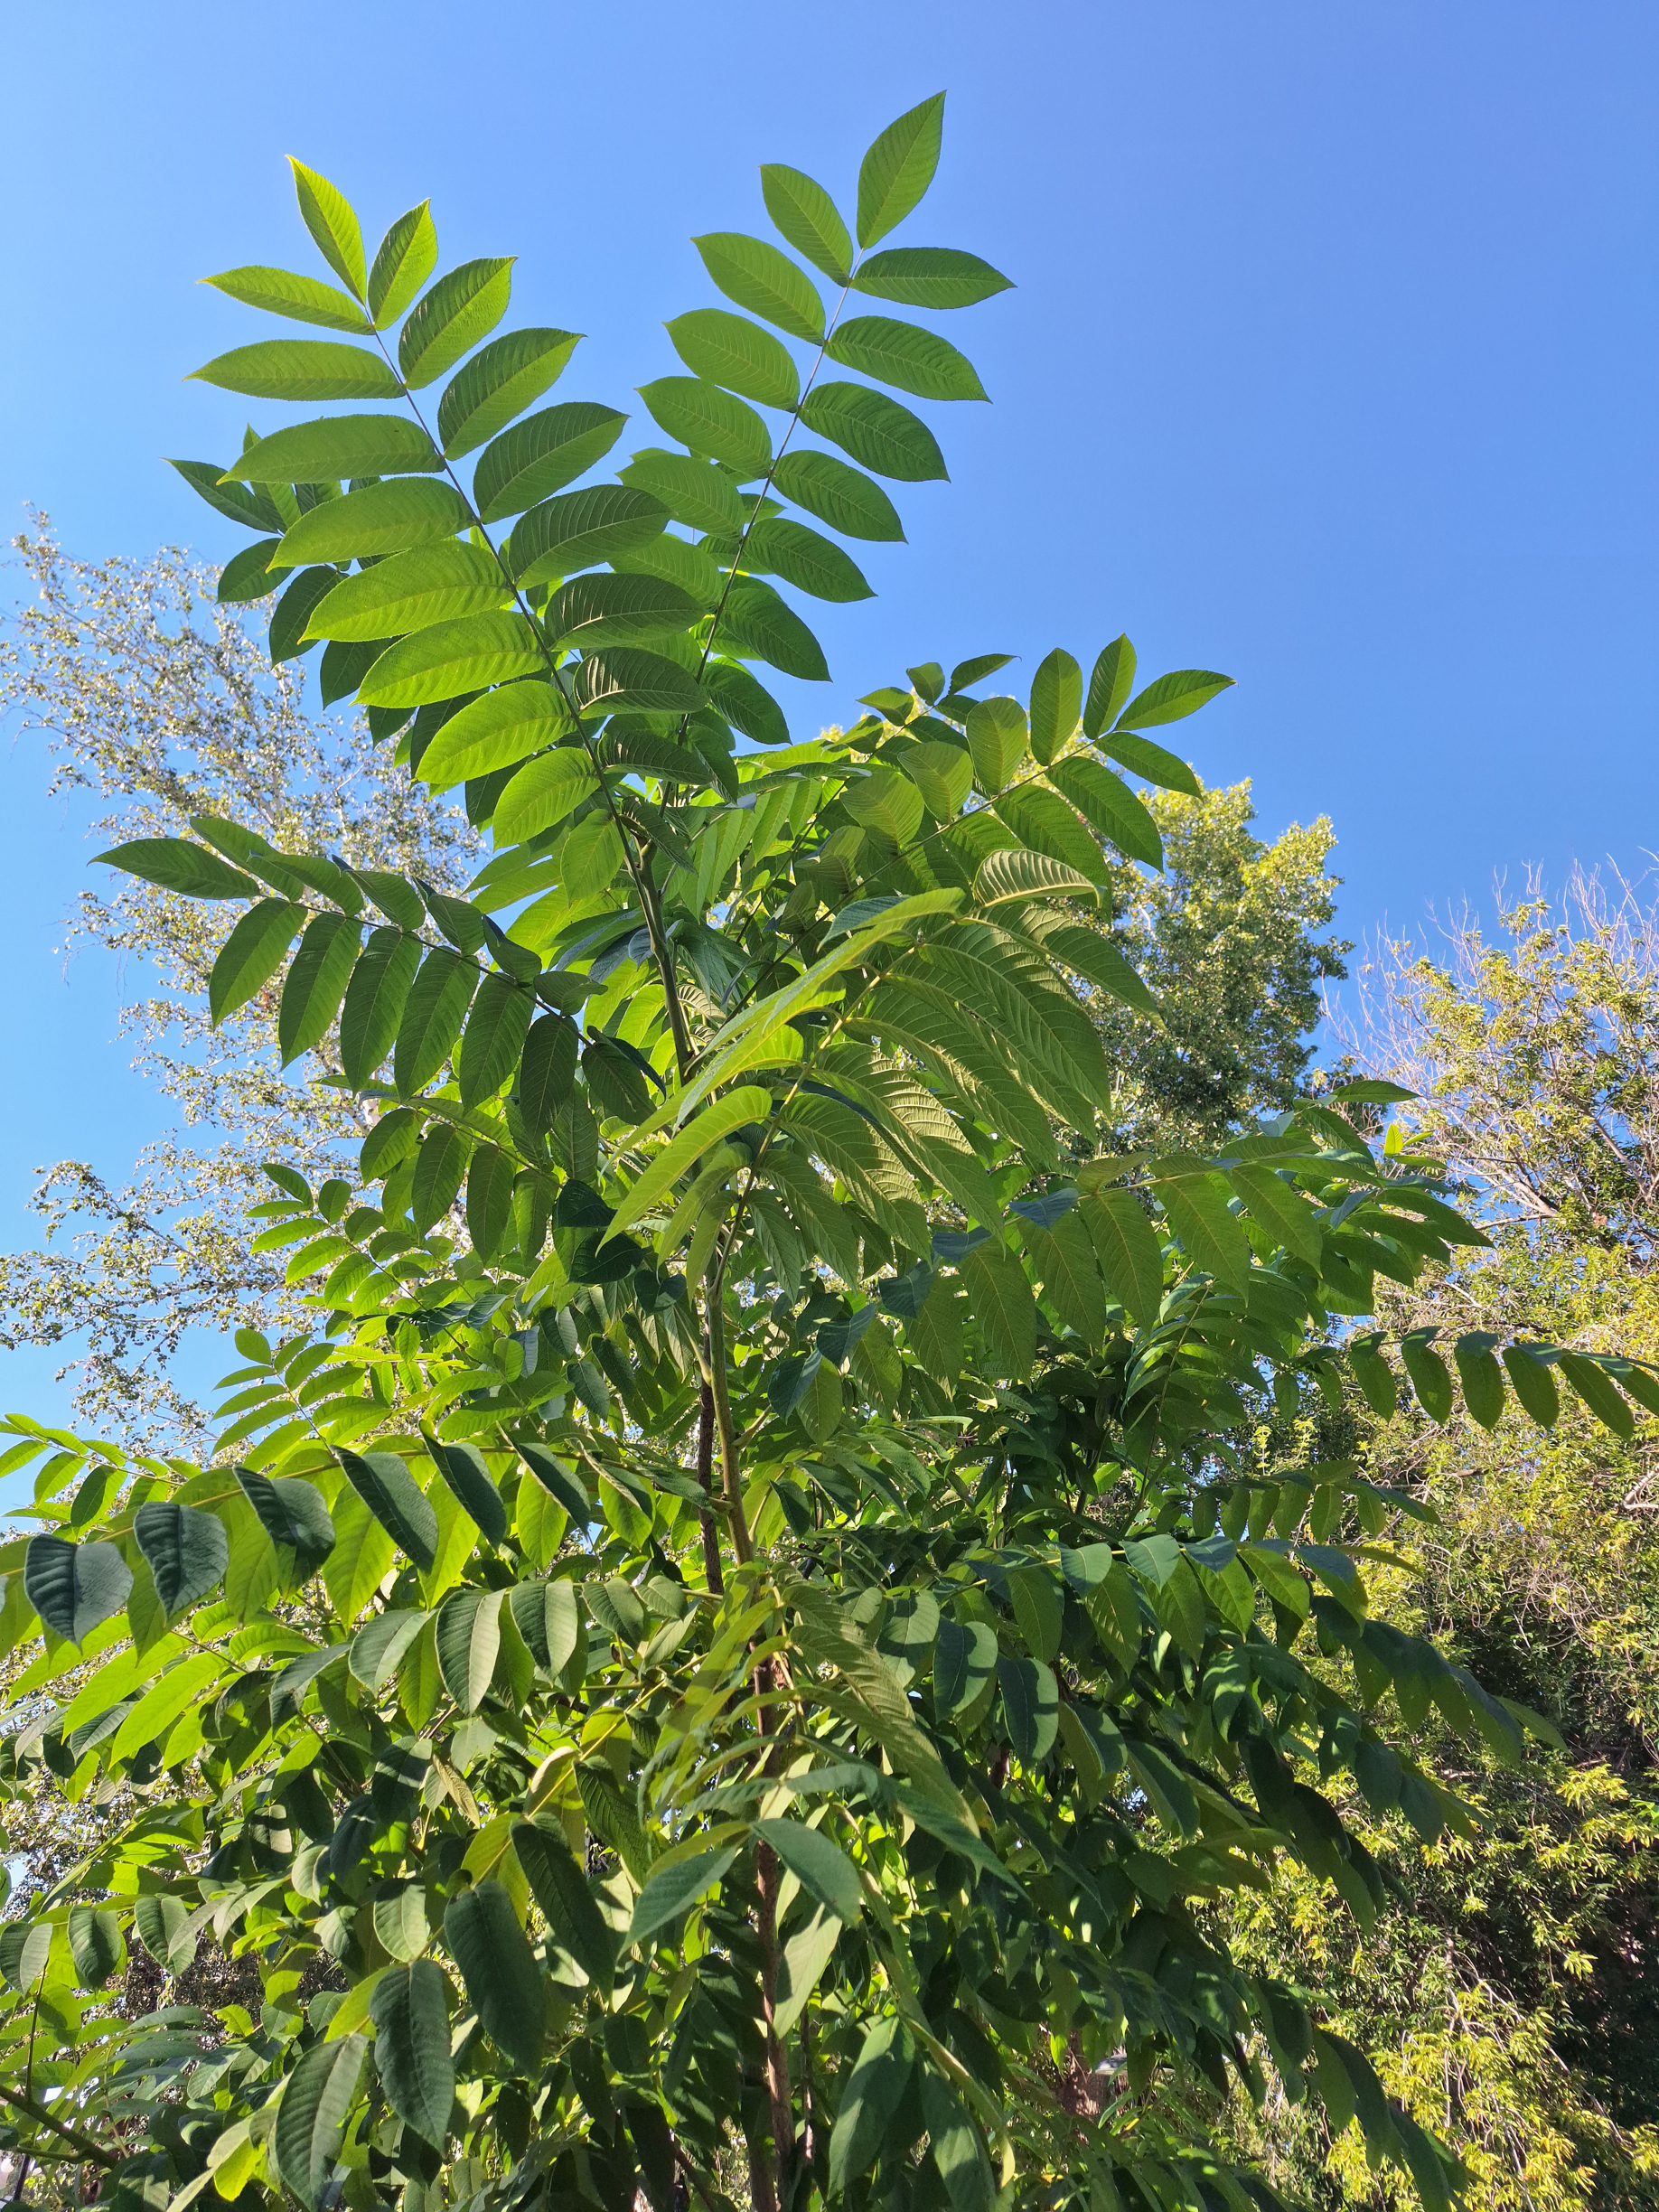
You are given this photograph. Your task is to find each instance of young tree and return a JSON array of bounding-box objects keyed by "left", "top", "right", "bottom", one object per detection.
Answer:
[{"left": 0, "top": 108, "right": 1643, "bottom": 2212}]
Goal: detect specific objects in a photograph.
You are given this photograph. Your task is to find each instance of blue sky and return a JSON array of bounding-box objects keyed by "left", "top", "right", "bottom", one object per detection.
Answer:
[{"left": 3, "top": 0, "right": 1656, "bottom": 1434}]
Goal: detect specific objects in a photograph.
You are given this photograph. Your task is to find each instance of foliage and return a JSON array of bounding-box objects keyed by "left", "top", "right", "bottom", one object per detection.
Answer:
[
  {"left": 0, "top": 526, "right": 475, "bottom": 1448},
  {"left": 0, "top": 113, "right": 1650, "bottom": 2212},
  {"left": 1219, "top": 874, "right": 1659, "bottom": 2208}
]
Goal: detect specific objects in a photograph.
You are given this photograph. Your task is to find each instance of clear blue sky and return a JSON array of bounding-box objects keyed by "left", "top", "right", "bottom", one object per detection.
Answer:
[{"left": 3, "top": 0, "right": 1655, "bottom": 1432}]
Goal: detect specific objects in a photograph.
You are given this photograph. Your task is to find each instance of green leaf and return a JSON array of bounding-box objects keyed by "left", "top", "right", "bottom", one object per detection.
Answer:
[
  {"left": 274, "top": 478, "right": 470, "bottom": 566},
  {"left": 638, "top": 376, "right": 772, "bottom": 478},
  {"left": 23, "top": 1536, "right": 132, "bottom": 1645},
  {"left": 857, "top": 93, "right": 946, "bottom": 248},
  {"left": 743, "top": 518, "right": 872, "bottom": 602},
  {"left": 96, "top": 835, "right": 260, "bottom": 901},
  {"left": 1081, "top": 1190, "right": 1164, "bottom": 1326},
  {"left": 289, "top": 159, "right": 366, "bottom": 297},
  {"left": 133, "top": 1502, "right": 228, "bottom": 1616},
  {"left": 495, "top": 753, "right": 597, "bottom": 845},
  {"left": 426, "top": 1436, "right": 506, "bottom": 1544},
  {"left": 1028, "top": 649, "right": 1082, "bottom": 764},
  {"left": 1099, "top": 728, "right": 1201, "bottom": 795},
  {"left": 218, "top": 538, "right": 286, "bottom": 602},
  {"left": 1157, "top": 1171, "right": 1254, "bottom": 1294},
  {"left": 394, "top": 948, "right": 478, "bottom": 1093},
  {"left": 1347, "top": 1336, "right": 1400, "bottom": 1418},
  {"left": 755, "top": 1818, "right": 863, "bottom": 1921},
  {"left": 132, "top": 1894, "right": 197, "bottom": 1976},
  {"left": 270, "top": 567, "right": 339, "bottom": 662},
  {"left": 516, "top": 1012, "right": 580, "bottom": 1132},
  {"left": 278, "top": 912, "right": 360, "bottom": 1064},
  {"left": 237, "top": 1468, "right": 336, "bottom": 1574},
  {"left": 575, "top": 646, "right": 708, "bottom": 717},
  {"left": 512, "top": 1819, "right": 614, "bottom": 1985},
  {"left": 190, "top": 338, "right": 402, "bottom": 402},
  {"left": 1083, "top": 637, "right": 1136, "bottom": 738},
  {"left": 340, "top": 927, "right": 422, "bottom": 1086},
  {"left": 692, "top": 231, "right": 824, "bottom": 342},
  {"left": 759, "top": 164, "right": 852, "bottom": 282},
  {"left": 370, "top": 1960, "right": 453, "bottom": 2148},
  {"left": 704, "top": 658, "right": 792, "bottom": 746},
  {"left": 845, "top": 765, "right": 925, "bottom": 845},
  {"left": 850, "top": 247, "right": 1014, "bottom": 309},
  {"left": 998, "top": 1654, "right": 1060, "bottom": 1763},
  {"left": 307, "top": 543, "right": 512, "bottom": 642},
  {"left": 358, "top": 613, "right": 543, "bottom": 708},
  {"left": 224, "top": 413, "right": 441, "bottom": 483},
  {"left": 974, "top": 848, "right": 1096, "bottom": 906},
  {"left": 418, "top": 683, "right": 565, "bottom": 787},
  {"left": 398, "top": 258, "right": 516, "bottom": 389},
  {"left": 960, "top": 1241, "right": 1038, "bottom": 1378},
  {"left": 209, "top": 897, "right": 305, "bottom": 1024},
  {"left": 65, "top": 1901, "right": 121, "bottom": 1990},
  {"left": 827, "top": 316, "right": 987, "bottom": 401},
  {"left": 457, "top": 972, "right": 535, "bottom": 1107},
  {"left": 627, "top": 1848, "right": 737, "bottom": 1950},
  {"left": 1401, "top": 1333, "right": 1455, "bottom": 1424},
  {"left": 608, "top": 1086, "right": 774, "bottom": 1241},
  {"left": 168, "top": 457, "right": 284, "bottom": 534},
  {"left": 665, "top": 309, "right": 800, "bottom": 411},
  {"left": 435, "top": 1587, "right": 502, "bottom": 1712},
  {"left": 506, "top": 484, "right": 669, "bottom": 588},
  {"left": 1116, "top": 668, "right": 1234, "bottom": 728},
  {"left": 275, "top": 2035, "right": 368, "bottom": 2212},
  {"left": 1557, "top": 1351, "right": 1635, "bottom": 1438},
  {"left": 474, "top": 403, "right": 628, "bottom": 524},
  {"left": 203, "top": 265, "right": 372, "bottom": 333},
  {"left": 1046, "top": 757, "right": 1163, "bottom": 868},
  {"left": 800, "top": 382, "right": 947, "bottom": 481},
  {"left": 1453, "top": 1335, "right": 1506, "bottom": 1430},
  {"left": 933, "top": 1616, "right": 997, "bottom": 1718},
  {"left": 1503, "top": 1345, "right": 1560, "bottom": 1427},
  {"left": 444, "top": 1879, "right": 544, "bottom": 2073},
  {"left": 465, "top": 1144, "right": 518, "bottom": 1261},
  {"left": 618, "top": 448, "right": 745, "bottom": 535},
  {"left": 338, "top": 1449, "right": 439, "bottom": 1570},
  {"left": 438, "top": 326, "right": 584, "bottom": 457},
  {"left": 519, "top": 1444, "right": 591, "bottom": 1524},
  {"left": 368, "top": 202, "right": 438, "bottom": 329},
  {"left": 965, "top": 696, "right": 1028, "bottom": 793},
  {"left": 920, "top": 2069, "right": 994, "bottom": 2212},
  {"left": 550, "top": 572, "right": 703, "bottom": 651},
  {"left": 829, "top": 2017, "right": 914, "bottom": 2194},
  {"left": 772, "top": 449, "right": 904, "bottom": 541},
  {"left": 411, "top": 1121, "right": 472, "bottom": 1231},
  {"left": 720, "top": 576, "right": 830, "bottom": 681},
  {"left": 1227, "top": 1162, "right": 1324, "bottom": 1264},
  {"left": 902, "top": 739, "right": 973, "bottom": 820}
]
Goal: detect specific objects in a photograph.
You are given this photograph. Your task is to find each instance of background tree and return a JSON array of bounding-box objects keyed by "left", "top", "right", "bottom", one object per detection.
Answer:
[{"left": 1220, "top": 870, "right": 1659, "bottom": 2208}]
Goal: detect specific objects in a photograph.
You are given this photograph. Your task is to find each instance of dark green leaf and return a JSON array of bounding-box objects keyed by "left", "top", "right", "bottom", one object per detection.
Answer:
[
  {"left": 224, "top": 414, "right": 440, "bottom": 483},
  {"left": 1100, "top": 729, "right": 1201, "bottom": 794},
  {"left": 1503, "top": 1345, "right": 1560, "bottom": 1427},
  {"left": 506, "top": 483, "right": 669, "bottom": 588},
  {"left": 426, "top": 1435, "right": 506, "bottom": 1544},
  {"left": 549, "top": 572, "right": 703, "bottom": 651},
  {"left": 1081, "top": 1190, "right": 1164, "bottom": 1326},
  {"left": 96, "top": 836, "right": 260, "bottom": 902},
  {"left": 755, "top": 1818, "right": 862, "bottom": 1920},
  {"left": 851, "top": 247, "right": 1014, "bottom": 309},
  {"left": 1046, "top": 757, "right": 1163, "bottom": 868},
  {"left": 438, "top": 327, "right": 581, "bottom": 455},
  {"left": 618, "top": 448, "right": 745, "bottom": 535},
  {"left": 627, "top": 1848, "right": 736, "bottom": 1949},
  {"left": 743, "top": 518, "right": 872, "bottom": 602},
  {"left": 464, "top": 1144, "right": 518, "bottom": 1260},
  {"left": 519, "top": 1013, "right": 580, "bottom": 1133},
  {"left": 338, "top": 1449, "right": 439, "bottom": 1570},
  {"left": 209, "top": 898, "right": 305, "bottom": 1024},
  {"left": 1401, "top": 1333, "right": 1455, "bottom": 1424},
  {"left": 857, "top": 93, "right": 945, "bottom": 248},
  {"left": 218, "top": 538, "right": 286, "bottom": 602},
  {"left": 370, "top": 1959, "right": 453, "bottom": 2147},
  {"left": 1082, "top": 637, "right": 1136, "bottom": 739},
  {"left": 1557, "top": 1351, "right": 1635, "bottom": 1438},
  {"left": 457, "top": 972, "right": 535, "bottom": 1107},
  {"left": 190, "top": 339, "right": 402, "bottom": 401},
  {"left": 575, "top": 647, "right": 708, "bottom": 717},
  {"left": 133, "top": 1502, "right": 229, "bottom": 1615},
  {"left": 274, "top": 2034, "right": 367, "bottom": 2212},
  {"left": 474, "top": 403, "right": 628, "bottom": 524},
  {"left": 692, "top": 231, "right": 824, "bottom": 342},
  {"left": 236, "top": 1468, "right": 336, "bottom": 1574},
  {"left": 760, "top": 164, "right": 853, "bottom": 283},
  {"left": 368, "top": 202, "right": 438, "bottom": 329},
  {"left": 998, "top": 1654, "right": 1060, "bottom": 1763},
  {"left": 269, "top": 567, "right": 339, "bottom": 662},
  {"left": 720, "top": 576, "right": 830, "bottom": 680},
  {"left": 828, "top": 2017, "right": 914, "bottom": 2193},
  {"left": 1453, "top": 1335, "right": 1506, "bottom": 1431},
  {"left": 340, "top": 927, "right": 421, "bottom": 1085},
  {"left": 278, "top": 912, "right": 360, "bottom": 1064},
  {"left": 23, "top": 1537, "right": 133, "bottom": 1646},
  {"left": 800, "top": 382, "right": 946, "bottom": 482},
  {"left": 513, "top": 1819, "right": 614, "bottom": 1984},
  {"left": 704, "top": 658, "right": 792, "bottom": 746},
  {"left": 519, "top": 1442, "right": 592, "bottom": 1523},
  {"left": 1029, "top": 649, "right": 1082, "bottom": 765},
  {"left": 920, "top": 2068, "right": 995, "bottom": 2212},
  {"left": 410, "top": 1121, "right": 472, "bottom": 1233},
  {"left": 444, "top": 1879, "right": 543, "bottom": 2073},
  {"left": 827, "top": 316, "right": 986, "bottom": 401},
  {"left": 772, "top": 449, "right": 904, "bottom": 541},
  {"left": 435, "top": 1587, "right": 502, "bottom": 1711}
]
